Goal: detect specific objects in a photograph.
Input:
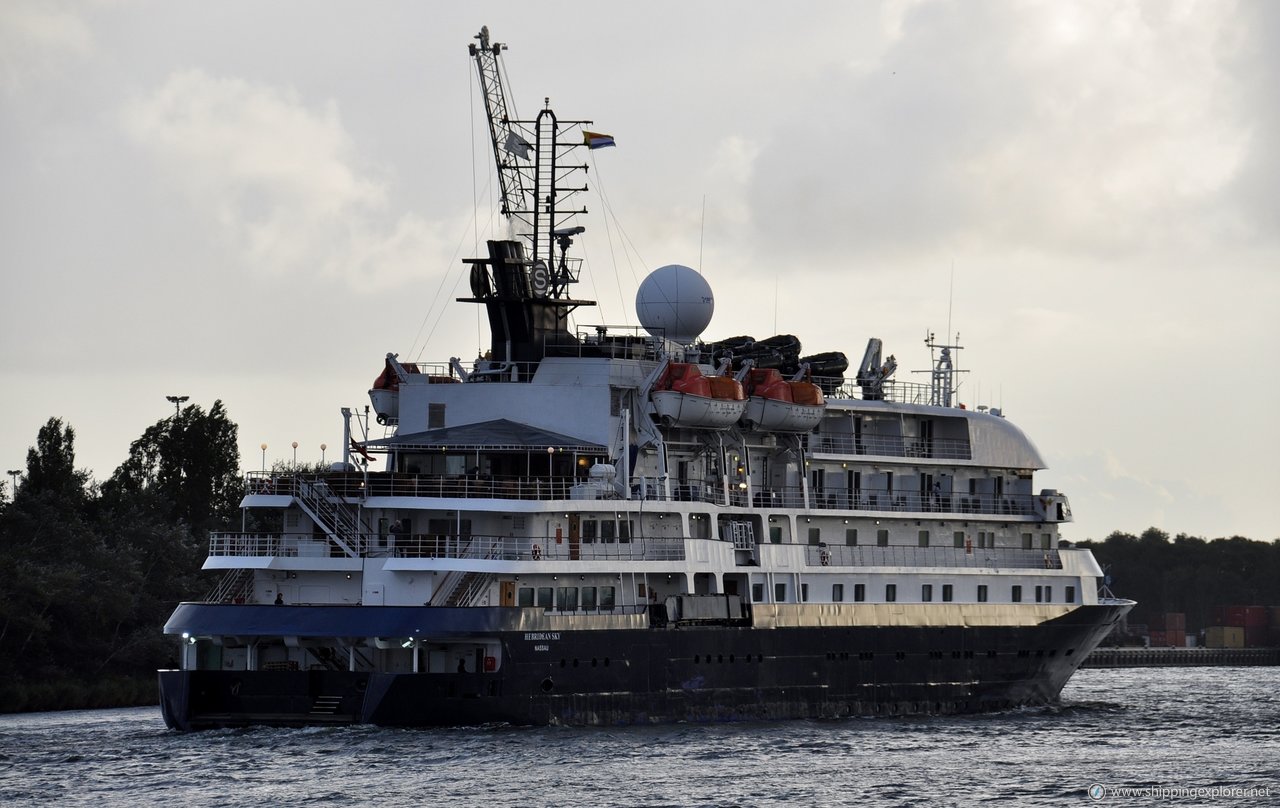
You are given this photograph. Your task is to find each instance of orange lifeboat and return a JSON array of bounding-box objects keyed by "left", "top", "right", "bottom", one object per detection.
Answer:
[
  {"left": 651, "top": 363, "right": 747, "bottom": 429},
  {"left": 740, "top": 368, "right": 825, "bottom": 432}
]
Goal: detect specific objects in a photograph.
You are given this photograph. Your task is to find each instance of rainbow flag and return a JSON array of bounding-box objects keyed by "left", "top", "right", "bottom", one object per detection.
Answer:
[{"left": 583, "top": 130, "right": 616, "bottom": 149}]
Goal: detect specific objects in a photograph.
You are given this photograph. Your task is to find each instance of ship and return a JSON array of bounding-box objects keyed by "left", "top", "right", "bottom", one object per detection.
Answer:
[{"left": 158, "top": 26, "right": 1133, "bottom": 731}]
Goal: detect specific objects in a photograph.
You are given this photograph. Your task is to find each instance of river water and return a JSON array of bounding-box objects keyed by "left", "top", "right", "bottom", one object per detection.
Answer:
[{"left": 1, "top": 667, "right": 1278, "bottom": 807}]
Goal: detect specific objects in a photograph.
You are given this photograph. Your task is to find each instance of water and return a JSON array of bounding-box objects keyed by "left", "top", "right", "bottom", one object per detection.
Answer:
[{"left": 2, "top": 667, "right": 1278, "bottom": 807}]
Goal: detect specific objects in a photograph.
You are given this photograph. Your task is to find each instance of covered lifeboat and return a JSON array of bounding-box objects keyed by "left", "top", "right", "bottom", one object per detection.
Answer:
[
  {"left": 741, "top": 367, "right": 825, "bottom": 432},
  {"left": 651, "top": 363, "right": 746, "bottom": 429}
]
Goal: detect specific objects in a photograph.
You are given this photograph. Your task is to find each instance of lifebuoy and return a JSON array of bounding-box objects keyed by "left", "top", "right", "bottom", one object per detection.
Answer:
[{"left": 531, "top": 544, "right": 542, "bottom": 560}]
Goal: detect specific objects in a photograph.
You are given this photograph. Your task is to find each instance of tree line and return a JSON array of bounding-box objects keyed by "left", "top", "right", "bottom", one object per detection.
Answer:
[{"left": 1, "top": 408, "right": 1277, "bottom": 713}]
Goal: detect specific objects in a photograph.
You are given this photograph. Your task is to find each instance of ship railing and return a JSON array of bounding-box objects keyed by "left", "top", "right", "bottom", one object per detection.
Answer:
[
  {"left": 808, "top": 433, "right": 973, "bottom": 461},
  {"left": 209, "top": 532, "right": 687, "bottom": 561},
  {"left": 815, "top": 377, "right": 938, "bottom": 404},
  {"left": 806, "top": 489, "right": 1039, "bottom": 517},
  {"left": 806, "top": 545, "right": 1063, "bottom": 570}
]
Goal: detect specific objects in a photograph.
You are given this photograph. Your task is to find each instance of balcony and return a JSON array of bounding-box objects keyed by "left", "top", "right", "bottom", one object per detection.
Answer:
[
  {"left": 209, "top": 532, "right": 687, "bottom": 562},
  {"left": 809, "top": 433, "right": 972, "bottom": 461},
  {"left": 805, "top": 545, "right": 1062, "bottom": 570}
]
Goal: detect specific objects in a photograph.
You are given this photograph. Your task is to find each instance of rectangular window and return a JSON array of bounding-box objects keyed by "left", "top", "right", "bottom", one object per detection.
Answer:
[
  {"left": 517, "top": 587, "right": 534, "bottom": 607},
  {"left": 1022, "top": 532, "right": 1033, "bottom": 550},
  {"left": 427, "top": 402, "right": 445, "bottom": 429},
  {"left": 1011, "top": 585, "right": 1022, "bottom": 603},
  {"left": 977, "top": 584, "right": 988, "bottom": 603},
  {"left": 751, "top": 583, "right": 765, "bottom": 603},
  {"left": 833, "top": 583, "right": 844, "bottom": 602},
  {"left": 536, "top": 587, "right": 554, "bottom": 609},
  {"left": 918, "top": 530, "right": 930, "bottom": 547},
  {"left": 1045, "top": 586, "right": 1052, "bottom": 603},
  {"left": 581, "top": 586, "right": 598, "bottom": 610},
  {"left": 599, "top": 586, "right": 616, "bottom": 610},
  {"left": 854, "top": 583, "right": 866, "bottom": 602},
  {"left": 601, "top": 520, "right": 616, "bottom": 543},
  {"left": 885, "top": 583, "right": 897, "bottom": 603},
  {"left": 845, "top": 528, "right": 858, "bottom": 546},
  {"left": 801, "top": 583, "right": 809, "bottom": 603},
  {"left": 581, "top": 520, "right": 597, "bottom": 544},
  {"left": 775, "top": 583, "right": 787, "bottom": 603},
  {"left": 619, "top": 520, "right": 632, "bottom": 543},
  {"left": 942, "top": 584, "right": 953, "bottom": 602},
  {"left": 921, "top": 584, "right": 933, "bottom": 602},
  {"left": 556, "top": 586, "right": 579, "bottom": 611},
  {"left": 769, "top": 525, "right": 783, "bottom": 544},
  {"left": 808, "top": 527, "right": 821, "bottom": 545},
  {"left": 1035, "top": 585, "right": 1043, "bottom": 603},
  {"left": 954, "top": 531, "right": 966, "bottom": 548},
  {"left": 1041, "top": 533, "right": 1052, "bottom": 550},
  {"left": 1066, "top": 586, "right": 1076, "bottom": 604},
  {"left": 877, "top": 529, "right": 889, "bottom": 547}
]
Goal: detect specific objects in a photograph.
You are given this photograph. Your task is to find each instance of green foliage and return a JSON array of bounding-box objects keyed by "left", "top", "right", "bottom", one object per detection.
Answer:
[{"left": 1078, "top": 528, "right": 1280, "bottom": 630}]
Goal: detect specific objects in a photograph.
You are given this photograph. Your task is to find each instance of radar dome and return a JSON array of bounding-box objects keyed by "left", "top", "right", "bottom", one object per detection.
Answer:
[{"left": 635, "top": 264, "right": 714, "bottom": 345}]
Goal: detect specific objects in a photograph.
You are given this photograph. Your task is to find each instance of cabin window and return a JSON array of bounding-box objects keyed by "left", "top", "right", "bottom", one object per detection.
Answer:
[
  {"left": 885, "top": 584, "right": 897, "bottom": 603},
  {"left": 845, "top": 528, "right": 858, "bottom": 546},
  {"left": 1035, "top": 586, "right": 1043, "bottom": 603},
  {"left": 752, "top": 583, "right": 765, "bottom": 603},
  {"left": 1022, "top": 533, "right": 1033, "bottom": 550},
  {"left": 556, "top": 587, "right": 579, "bottom": 611},
  {"left": 1011, "top": 585, "right": 1022, "bottom": 603},
  {"left": 854, "top": 583, "right": 866, "bottom": 602},
  {"left": 581, "top": 587, "right": 598, "bottom": 610},
  {"left": 1066, "top": 586, "right": 1076, "bottom": 604},
  {"left": 427, "top": 403, "right": 445, "bottom": 429},
  {"left": 517, "top": 587, "right": 534, "bottom": 607},
  {"left": 601, "top": 520, "right": 616, "bottom": 543},
  {"left": 536, "top": 587, "right": 554, "bottom": 609},
  {"left": 769, "top": 525, "right": 783, "bottom": 544},
  {"left": 801, "top": 583, "right": 810, "bottom": 603},
  {"left": 921, "top": 584, "right": 933, "bottom": 602},
  {"left": 979, "top": 531, "right": 993, "bottom": 548},
  {"left": 977, "top": 585, "right": 988, "bottom": 603},
  {"left": 953, "top": 531, "right": 966, "bottom": 548},
  {"left": 808, "top": 527, "right": 821, "bottom": 545},
  {"left": 581, "top": 520, "right": 598, "bottom": 544},
  {"left": 774, "top": 583, "right": 787, "bottom": 603},
  {"left": 833, "top": 583, "right": 844, "bottom": 602},
  {"left": 918, "top": 530, "right": 930, "bottom": 547},
  {"left": 942, "top": 584, "right": 954, "bottom": 602},
  {"left": 877, "top": 529, "right": 889, "bottom": 547},
  {"left": 619, "top": 520, "right": 632, "bottom": 543},
  {"left": 1041, "top": 533, "right": 1052, "bottom": 550},
  {"left": 1044, "top": 586, "right": 1052, "bottom": 603},
  {"left": 599, "top": 586, "right": 616, "bottom": 610}
]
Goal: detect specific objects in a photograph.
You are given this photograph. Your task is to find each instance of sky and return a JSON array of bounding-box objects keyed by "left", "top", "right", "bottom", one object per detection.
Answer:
[{"left": 2, "top": 0, "right": 1277, "bottom": 543}]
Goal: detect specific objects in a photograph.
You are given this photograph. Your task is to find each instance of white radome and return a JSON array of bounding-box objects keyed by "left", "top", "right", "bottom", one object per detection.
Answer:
[{"left": 635, "top": 264, "right": 714, "bottom": 345}]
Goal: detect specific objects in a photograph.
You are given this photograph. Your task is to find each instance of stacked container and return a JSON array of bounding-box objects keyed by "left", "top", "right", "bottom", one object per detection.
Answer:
[
  {"left": 1207, "top": 606, "right": 1273, "bottom": 648},
  {"left": 1147, "top": 613, "right": 1186, "bottom": 647}
]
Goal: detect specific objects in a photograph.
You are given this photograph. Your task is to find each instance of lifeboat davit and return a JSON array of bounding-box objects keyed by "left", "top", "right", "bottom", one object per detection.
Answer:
[
  {"left": 741, "top": 368, "right": 825, "bottom": 432},
  {"left": 651, "top": 363, "right": 746, "bottom": 429},
  {"left": 369, "top": 356, "right": 457, "bottom": 425}
]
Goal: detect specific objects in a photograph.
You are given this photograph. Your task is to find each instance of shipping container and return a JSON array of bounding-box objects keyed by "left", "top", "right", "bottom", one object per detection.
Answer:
[
  {"left": 1244, "top": 625, "right": 1270, "bottom": 647},
  {"left": 1148, "top": 630, "right": 1166, "bottom": 647},
  {"left": 1243, "top": 606, "right": 1269, "bottom": 627},
  {"left": 1150, "top": 613, "right": 1186, "bottom": 632},
  {"left": 1206, "top": 626, "right": 1246, "bottom": 649}
]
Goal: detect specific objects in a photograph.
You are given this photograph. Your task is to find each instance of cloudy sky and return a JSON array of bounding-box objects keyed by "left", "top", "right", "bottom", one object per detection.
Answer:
[{"left": 2, "top": 1, "right": 1276, "bottom": 543}]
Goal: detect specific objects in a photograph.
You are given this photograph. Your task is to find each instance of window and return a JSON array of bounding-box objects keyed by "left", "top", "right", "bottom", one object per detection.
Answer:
[
  {"left": 845, "top": 528, "right": 858, "bottom": 546},
  {"left": 877, "top": 529, "right": 889, "bottom": 547},
  {"left": 942, "top": 584, "right": 953, "bottom": 602},
  {"left": 921, "top": 584, "right": 933, "bottom": 602},
  {"left": 1066, "top": 586, "right": 1076, "bottom": 604},
  {"left": 556, "top": 587, "right": 579, "bottom": 611},
  {"left": 769, "top": 525, "right": 783, "bottom": 544},
  {"left": 619, "top": 520, "right": 632, "bottom": 543},
  {"left": 854, "top": 583, "right": 866, "bottom": 602},
  {"left": 980, "top": 531, "right": 993, "bottom": 548},
  {"left": 601, "top": 520, "right": 616, "bottom": 543},
  {"left": 775, "top": 583, "right": 787, "bottom": 603},
  {"left": 801, "top": 583, "right": 809, "bottom": 603},
  {"left": 954, "top": 531, "right": 966, "bottom": 548},
  {"left": 751, "top": 583, "right": 765, "bottom": 603},
  {"left": 918, "top": 530, "right": 930, "bottom": 547},
  {"left": 581, "top": 586, "right": 598, "bottom": 610},
  {"left": 833, "top": 583, "right": 844, "bottom": 602},
  {"left": 808, "top": 527, "right": 821, "bottom": 545},
  {"left": 1034, "top": 585, "right": 1043, "bottom": 603},
  {"left": 885, "top": 584, "right": 897, "bottom": 603},
  {"left": 1044, "top": 586, "right": 1052, "bottom": 603},
  {"left": 977, "top": 584, "right": 988, "bottom": 603},
  {"left": 581, "top": 520, "right": 597, "bottom": 544},
  {"left": 1011, "top": 585, "right": 1022, "bottom": 603},
  {"left": 517, "top": 587, "right": 534, "bottom": 607},
  {"left": 1041, "top": 533, "right": 1052, "bottom": 550},
  {"left": 427, "top": 402, "right": 445, "bottom": 429},
  {"left": 536, "top": 587, "right": 554, "bottom": 609},
  {"left": 1022, "top": 532, "right": 1033, "bottom": 550},
  {"left": 599, "top": 586, "right": 616, "bottom": 610}
]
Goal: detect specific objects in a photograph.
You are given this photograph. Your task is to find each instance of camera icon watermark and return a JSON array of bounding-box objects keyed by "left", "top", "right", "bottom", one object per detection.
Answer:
[{"left": 1087, "top": 782, "right": 1273, "bottom": 801}]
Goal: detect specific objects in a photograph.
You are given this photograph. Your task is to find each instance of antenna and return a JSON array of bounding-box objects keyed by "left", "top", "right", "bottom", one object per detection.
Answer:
[{"left": 698, "top": 194, "right": 706, "bottom": 274}]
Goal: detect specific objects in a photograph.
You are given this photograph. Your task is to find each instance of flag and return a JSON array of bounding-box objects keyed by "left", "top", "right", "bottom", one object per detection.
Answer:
[
  {"left": 583, "top": 130, "right": 616, "bottom": 149},
  {"left": 503, "top": 131, "right": 532, "bottom": 159}
]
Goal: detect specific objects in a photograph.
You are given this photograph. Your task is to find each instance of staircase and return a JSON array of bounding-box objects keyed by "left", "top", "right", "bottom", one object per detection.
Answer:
[
  {"left": 203, "top": 568, "right": 254, "bottom": 603},
  {"left": 291, "top": 476, "right": 370, "bottom": 557}
]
